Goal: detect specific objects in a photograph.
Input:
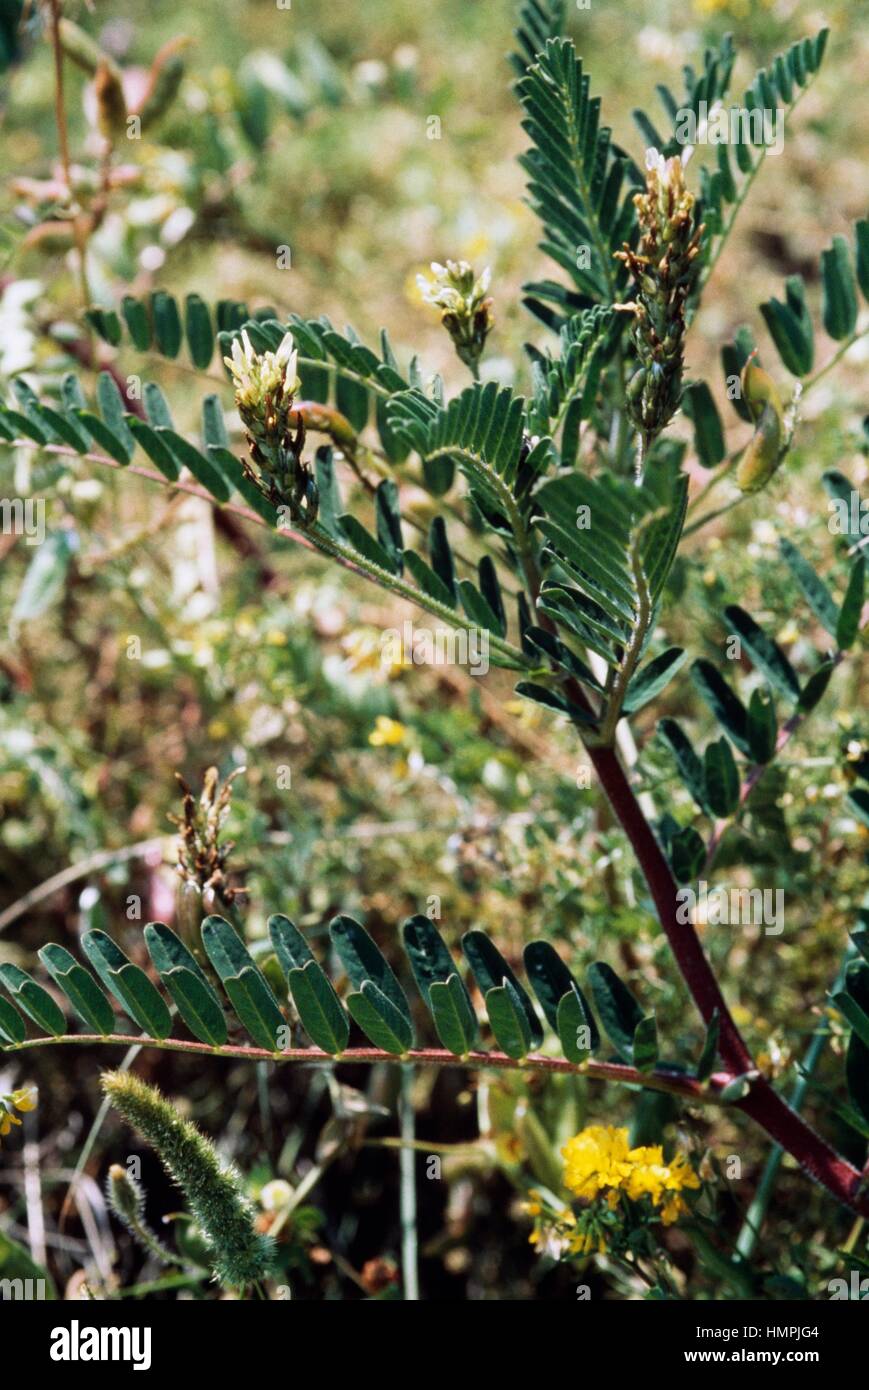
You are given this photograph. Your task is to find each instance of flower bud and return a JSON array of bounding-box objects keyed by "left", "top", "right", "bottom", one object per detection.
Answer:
[
  {"left": 107, "top": 1163, "right": 146, "bottom": 1225},
  {"left": 417, "top": 260, "right": 494, "bottom": 372}
]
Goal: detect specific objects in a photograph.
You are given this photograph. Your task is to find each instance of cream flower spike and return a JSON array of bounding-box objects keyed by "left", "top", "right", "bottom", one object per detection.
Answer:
[
  {"left": 273, "top": 331, "right": 300, "bottom": 391},
  {"left": 223, "top": 329, "right": 300, "bottom": 409}
]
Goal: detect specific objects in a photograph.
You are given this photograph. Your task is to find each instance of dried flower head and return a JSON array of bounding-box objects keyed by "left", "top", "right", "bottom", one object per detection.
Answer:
[
  {"left": 169, "top": 765, "right": 246, "bottom": 940},
  {"left": 616, "top": 148, "right": 704, "bottom": 459},
  {"left": 417, "top": 259, "right": 494, "bottom": 373}
]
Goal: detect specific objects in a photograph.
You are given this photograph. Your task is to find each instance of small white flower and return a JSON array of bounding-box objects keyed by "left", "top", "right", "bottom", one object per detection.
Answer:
[
  {"left": 644, "top": 146, "right": 667, "bottom": 177},
  {"left": 260, "top": 1179, "right": 293, "bottom": 1212},
  {"left": 223, "top": 329, "right": 300, "bottom": 409}
]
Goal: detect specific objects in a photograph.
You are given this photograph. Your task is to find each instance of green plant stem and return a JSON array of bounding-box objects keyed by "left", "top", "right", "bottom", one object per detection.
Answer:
[
  {"left": 115, "top": 1272, "right": 206, "bottom": 1298},
  {"left": 801, "top": 327, "right": 869, "bottom": 396},
  {"left": 682, "top": 495, "right": 744, "bottom": 539},
  {"left": 266, "top": 1160, "right": 331, "bottom": 1243},
  {"left": 124, "top": 1212, "right": 183, "bottom": 1268},
  {"left": 399, "top": 1064, "right": 419, "bottom": 1302}
]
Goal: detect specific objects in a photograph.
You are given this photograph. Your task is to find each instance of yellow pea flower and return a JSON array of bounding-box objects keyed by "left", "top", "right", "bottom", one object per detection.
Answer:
[
  {"left": 561, "top": 1122, "right": 700, "bottom": 1229},
  {"left": 11, "top": 1085, "right": 37, "bottom": 1112},
  {"left": 368, "top": 716, "right": 407, "bottom": 747}
]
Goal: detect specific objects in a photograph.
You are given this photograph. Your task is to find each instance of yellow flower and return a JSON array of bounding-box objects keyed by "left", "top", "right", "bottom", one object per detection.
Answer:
[
  {"left": 0, "top": 1085, "right": 37, "bottom": 1144},
  {"left": 11, "top": 1085, "right": 37, "bottom": 1113},
  {"left": 660, "top": 1193, "right": 690, "bottom": 1226},
  {"left": 562, "top": 1123, "right": 699, "bottom": 1225},
  {"left": 561, "top": 1125, "right": 633, "bottom": 1199},
  {"left": 368, "top": 716, "right": 407, "bottom": 747},
  {"left": 568, "top": 1227, "right": 608, "bottom": 1257}
]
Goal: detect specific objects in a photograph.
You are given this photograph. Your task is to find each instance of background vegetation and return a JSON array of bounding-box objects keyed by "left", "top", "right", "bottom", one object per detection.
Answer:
[{"left": 0, "top": 0, "right": 867, "bottom": 1300}]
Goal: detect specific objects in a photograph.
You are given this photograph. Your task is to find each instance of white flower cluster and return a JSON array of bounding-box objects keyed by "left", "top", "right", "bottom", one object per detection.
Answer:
[
  {"left": 416, "top": 259, "right": 491, "bottom": 314},
  {"left": 223, "top": 329, "right": 300, "bottom": 413}
]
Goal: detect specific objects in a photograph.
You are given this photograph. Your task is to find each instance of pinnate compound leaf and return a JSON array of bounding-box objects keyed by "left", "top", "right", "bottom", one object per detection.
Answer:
[
  {"left": 144, "top": 922, "right": 227, "bottom": 1046},
  {"left": 81, "top": 931, "right": 171, "bottom": 1039},
  {"left": 587, "top": 961, "right": 644, "bottom": 1062},
  {"left": 38, "top": 943, "right": 114, "bottom": 1035},
  {"left": 485, "top": 980, "right": 533, "bottom": 1059},
  {"left": 0, "top": 964, "right": 66, "bottom": 1037}
]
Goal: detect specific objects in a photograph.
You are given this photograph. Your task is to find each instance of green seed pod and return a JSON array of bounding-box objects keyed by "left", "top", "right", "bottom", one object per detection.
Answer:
[
  {"left": 740, "top": 358, "right": 783, "bottom": 425},
  {"left": 58, "top": 18, "right": 121, "bottom": 79},
  {"left": 175, "top": 878, "right": 203, "bottom": 946},
  {"left": 94, "top": 59, "right": 128, "bottom": 141},
  {"left": 736, "top": 400, "right": 783, "bottom": 494},
  {"left": 137, "top": 41, "right": 189, "bottom": 132}
]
